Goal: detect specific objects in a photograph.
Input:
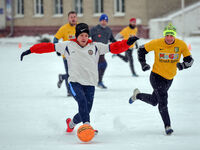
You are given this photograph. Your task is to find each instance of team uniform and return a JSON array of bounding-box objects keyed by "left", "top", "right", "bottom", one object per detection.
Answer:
[
  {"left": 20, "top": 22, "right": 139, "bottom": 132},
  {"left": 130, "top": 36, "right": 194, "bottom": 135},
  {"left": 54, "top": 23, "right": 76, "bottom": 96},
  {"left": 90, "top": 24, "right": 116, "bottom": 88},
  {"left": 115, "top": 25, "right": 138, "bottom": 76}
]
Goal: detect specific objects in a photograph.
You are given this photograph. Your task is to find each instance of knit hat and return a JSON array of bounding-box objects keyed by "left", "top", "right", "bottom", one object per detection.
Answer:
[
  {"left": 99, "top": 14, "right": 108, "bottom": 22},
  {"left": 75, "top": 23, "right": 89, "bottom": 38},
  {"left": 129, "top": 18, "right": 136, "bottom": 23},
  {"left": 163, "top": 23, "right": 177, "bottom": 37}
]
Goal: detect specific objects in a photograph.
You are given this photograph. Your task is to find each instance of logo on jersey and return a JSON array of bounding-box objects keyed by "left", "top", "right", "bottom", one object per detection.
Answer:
[
  {"left": 69, "top": 35, "right": 75, "bottom": 39},
  {"left": 174, "top": 47, "right": 179, "bottom": 53},
  {"left": 88, "top": 50, "right": 93, "bottom": 55},
  {"left": 159, "top": 53, "right": 179, "bottom": 63}
]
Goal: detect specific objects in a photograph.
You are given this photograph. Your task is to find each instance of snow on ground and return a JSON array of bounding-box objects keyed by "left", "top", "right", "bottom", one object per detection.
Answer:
[{"left": 0, "top": 36, "right": 200, "bottom": 150}]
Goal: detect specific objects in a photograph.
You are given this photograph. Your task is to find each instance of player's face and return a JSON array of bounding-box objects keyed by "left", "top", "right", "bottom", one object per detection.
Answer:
[
  {"left": 100, "top": 20, "right": 108, "bottom": 27},
  {"left": 165, "top": 35, "right": 175, "bottom": 45},
  {"left": 68, "top": 13, "right": 77, "bottom": 26},
  {"left": 130, "top": 21, "right": 136, "bottom": 27},
  {"left": 77, "top": 33, "right": 89, "bottom": 47}
]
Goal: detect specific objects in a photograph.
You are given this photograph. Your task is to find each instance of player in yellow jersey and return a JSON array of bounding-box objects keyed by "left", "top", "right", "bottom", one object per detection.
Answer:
[
  {"left": 53, "top": 11, "right": 77, "bottom": 96},
  {"left": 128, "top": 23, "right": 194, "bottom": 135},
  {"left": 114, "top": 18, "right": 139, "bottom": 77}
]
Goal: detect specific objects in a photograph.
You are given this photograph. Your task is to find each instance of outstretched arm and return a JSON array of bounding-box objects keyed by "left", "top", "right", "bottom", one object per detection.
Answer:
[
  {"left": 109, "top": 36, "right": 139, "bottom": 54},
  {"left": 20, "top": 43, "right": 55, "bottom": 61}
]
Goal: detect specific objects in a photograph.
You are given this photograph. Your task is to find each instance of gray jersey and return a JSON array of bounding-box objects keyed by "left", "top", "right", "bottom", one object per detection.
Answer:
[
  {"left": 90, "top": 24, "right": 116, "bottom": 44},
  {"left": 55, "top": 41, "right": 110, "bottom": 86}
]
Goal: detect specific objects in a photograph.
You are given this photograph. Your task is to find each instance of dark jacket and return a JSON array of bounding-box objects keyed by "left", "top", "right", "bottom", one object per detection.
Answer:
[{"left": 90, "top": 24, "right": 116, "bottom": 44}]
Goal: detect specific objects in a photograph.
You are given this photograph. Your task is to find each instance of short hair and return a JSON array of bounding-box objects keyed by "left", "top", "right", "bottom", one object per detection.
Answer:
[{"left": 68, "top": 11, "right": 77, "bottom": 17}]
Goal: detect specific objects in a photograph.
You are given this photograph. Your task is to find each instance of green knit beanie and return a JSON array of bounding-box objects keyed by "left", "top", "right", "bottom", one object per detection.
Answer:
[{"left": 163, "top": 23, "right": 176, "bottom": 37}]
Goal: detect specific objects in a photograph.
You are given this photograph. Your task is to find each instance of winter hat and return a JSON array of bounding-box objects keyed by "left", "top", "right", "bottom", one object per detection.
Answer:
[
  {"left": 129, "top": 18, "right": 136, "bottom": 23},
  {"left": 75, "top": 23, "right": 90, "bottom": 38},
  {"left": 163, "top": 23, "right": 177, "bottom": 37},
  {"left": 99, "top": 14, "right": 108, "bottom": 22}
]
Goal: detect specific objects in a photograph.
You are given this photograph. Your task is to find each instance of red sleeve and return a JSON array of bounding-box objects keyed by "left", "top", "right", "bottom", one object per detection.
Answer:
[
  {"left": 109, "top": 40, "right": 130, "bottom": 54},
  {"left": 30, "top": 43, "right": 55, "bottom": 54}
]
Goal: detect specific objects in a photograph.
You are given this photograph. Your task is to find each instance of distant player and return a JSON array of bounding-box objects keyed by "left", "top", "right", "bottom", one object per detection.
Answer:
[
  {"left": 20, "top": 23, "right": 139, "bottom": 134},
  {"left": 114, "top": 18, "right": 139, "bottom": 77},
  {"left": 90, "top": 14, "right": 116, "bottom": 89},
  {"left": 129, "top": 23, "right": 194, "bottom": 135},
  {"left": 54, "top": 11, "right": 77, "bottom": 96}
]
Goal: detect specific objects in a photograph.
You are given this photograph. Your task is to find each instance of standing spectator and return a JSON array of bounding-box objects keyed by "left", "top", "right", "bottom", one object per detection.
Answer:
[
  {"left": 114, "top": 18, "right": 139, "bottom": 77},
  {"left": 129, "top": 23, "right": 194, "bottom": 135},
  {"left": 90, "top": 14, "right": 116, "bottom": 89},
  {"left": 54, "top": 11, "right": 77, "bottom": 96}
]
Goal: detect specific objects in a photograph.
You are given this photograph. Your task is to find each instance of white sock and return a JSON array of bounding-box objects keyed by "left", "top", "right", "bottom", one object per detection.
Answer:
[
  {"left": 84, "top": 122, "right": 90, "bottom": 125},
  {"left": 69, "top": 120, "right": 76, "bottom": 129}
]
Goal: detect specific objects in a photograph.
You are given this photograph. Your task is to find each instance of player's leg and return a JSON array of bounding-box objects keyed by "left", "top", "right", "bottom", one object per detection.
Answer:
[{"left": 98, "top": 55, "right": 107, "bottom": 89}]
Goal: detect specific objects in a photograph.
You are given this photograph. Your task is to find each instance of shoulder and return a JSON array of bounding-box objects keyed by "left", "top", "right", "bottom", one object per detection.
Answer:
[
  {"left": 92, "top": 25, "right": 99, "bottom": 29},
  {"left": 121, "top": 26, "right": 129, "bottom": 32},
  {"left": 175, "top": 38, "right": 188, "bottom": 48},
  {"left": 106, "top": 26, "right": 112, "bottom": 31}
]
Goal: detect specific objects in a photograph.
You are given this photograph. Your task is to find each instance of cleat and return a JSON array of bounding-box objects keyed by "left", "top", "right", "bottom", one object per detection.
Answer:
[
  {"left": 97, "top": 82, "right": 107, "bottom": 89},
  {"left": 129, "top": 88, "right": 140, "bottom": 104},
  {"left": 66, "top": 118, "right": 74, "bottom": 132},
  {"left": 57, "top": 74, "right": 63, "bottom": 88},
  {"left": 165, "top": 126, "right": 174, "bottom": 135}
]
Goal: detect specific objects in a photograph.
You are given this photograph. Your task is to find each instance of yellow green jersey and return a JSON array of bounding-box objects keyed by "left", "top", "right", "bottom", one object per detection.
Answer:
[
  {"left": 144, "top": 38, "right": 191, "bottom": 80},
  {"left": 54, "top": 23, "right": 76, "bottom": 58},
  {"left": 120, "top": 26, "right": 138, "bottom": 48},
  {"left": 54, "top": 23, "right": 76, "bottom": 41}
]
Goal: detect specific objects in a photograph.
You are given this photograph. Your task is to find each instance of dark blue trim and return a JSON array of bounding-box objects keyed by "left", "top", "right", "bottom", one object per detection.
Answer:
[
  {"left": 95, "top": 46, "right": 98, "bottom": 55},
  {"left": 65, "top": 46, "right": 70, "bottom": 55}
]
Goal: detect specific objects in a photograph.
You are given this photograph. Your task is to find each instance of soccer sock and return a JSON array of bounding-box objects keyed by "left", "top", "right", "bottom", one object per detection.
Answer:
[
  {"left": 69, "top": 120, "right": 76, "bottom": 129},
  {"left": 83, "top": 122, "right": 90, "bottom": 125}
]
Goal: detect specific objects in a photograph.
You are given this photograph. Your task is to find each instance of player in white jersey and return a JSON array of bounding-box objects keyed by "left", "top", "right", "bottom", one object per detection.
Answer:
[{"left": 20, "top": 23, "right": 139, "bottom": 133}]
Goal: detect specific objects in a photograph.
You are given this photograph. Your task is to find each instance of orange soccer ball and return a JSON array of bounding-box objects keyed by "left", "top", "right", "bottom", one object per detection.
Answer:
[{"left": 77, "top": 124, "right": 95, "bottom": 142}]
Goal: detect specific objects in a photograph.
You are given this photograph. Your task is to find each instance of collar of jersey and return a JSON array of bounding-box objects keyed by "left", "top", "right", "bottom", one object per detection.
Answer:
[{"left": 70, "top": 39, "right": 93, "bottom": 47}]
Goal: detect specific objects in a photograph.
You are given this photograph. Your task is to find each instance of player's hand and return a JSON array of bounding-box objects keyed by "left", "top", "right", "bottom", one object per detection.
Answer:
[
  {"left": 141, "top": 63, "right": 150, "bottom": 71},
  {"left": 177, "top": 62, "right": 185, "bottom": 70},
  {"left": 20, "top": 49, "right": 31, "bottom": 61},
  {"left": 127, "top": 36, "right": 139, "bottom": 46}
]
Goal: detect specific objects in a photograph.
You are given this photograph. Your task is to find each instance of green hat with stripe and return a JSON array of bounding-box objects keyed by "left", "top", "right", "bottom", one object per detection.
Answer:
[{"left": 163, "top": 23, "right": 176, "bottom": 37}]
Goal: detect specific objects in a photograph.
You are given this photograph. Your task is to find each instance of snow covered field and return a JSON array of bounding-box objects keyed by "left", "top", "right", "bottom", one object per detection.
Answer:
[{"left": 0, "top": 36, "right": 200, "bottom": 150}]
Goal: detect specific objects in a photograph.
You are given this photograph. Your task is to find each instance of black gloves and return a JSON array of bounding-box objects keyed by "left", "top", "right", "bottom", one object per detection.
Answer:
[
  {"left": 20, "top": 49, "right": 31, "bottom": 61},
  {"left": 177, "top": 55, "right": 194, "bottom": 71},
  {"left": 141, "top": 62, "right": 150, "bottom": 71},
  {"left": 127, "top": 36, "right": 139, "bottom": 46}
]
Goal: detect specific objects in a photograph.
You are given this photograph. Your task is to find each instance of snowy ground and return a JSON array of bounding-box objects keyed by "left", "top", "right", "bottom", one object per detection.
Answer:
[{"left": 0, "top": 36, "right": 200, "bottom": 150}]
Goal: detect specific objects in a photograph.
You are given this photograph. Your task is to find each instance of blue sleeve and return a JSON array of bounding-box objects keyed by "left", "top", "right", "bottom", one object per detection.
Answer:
[{"left": 53, "top": 37, "right": 59, "bottom": 44}]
